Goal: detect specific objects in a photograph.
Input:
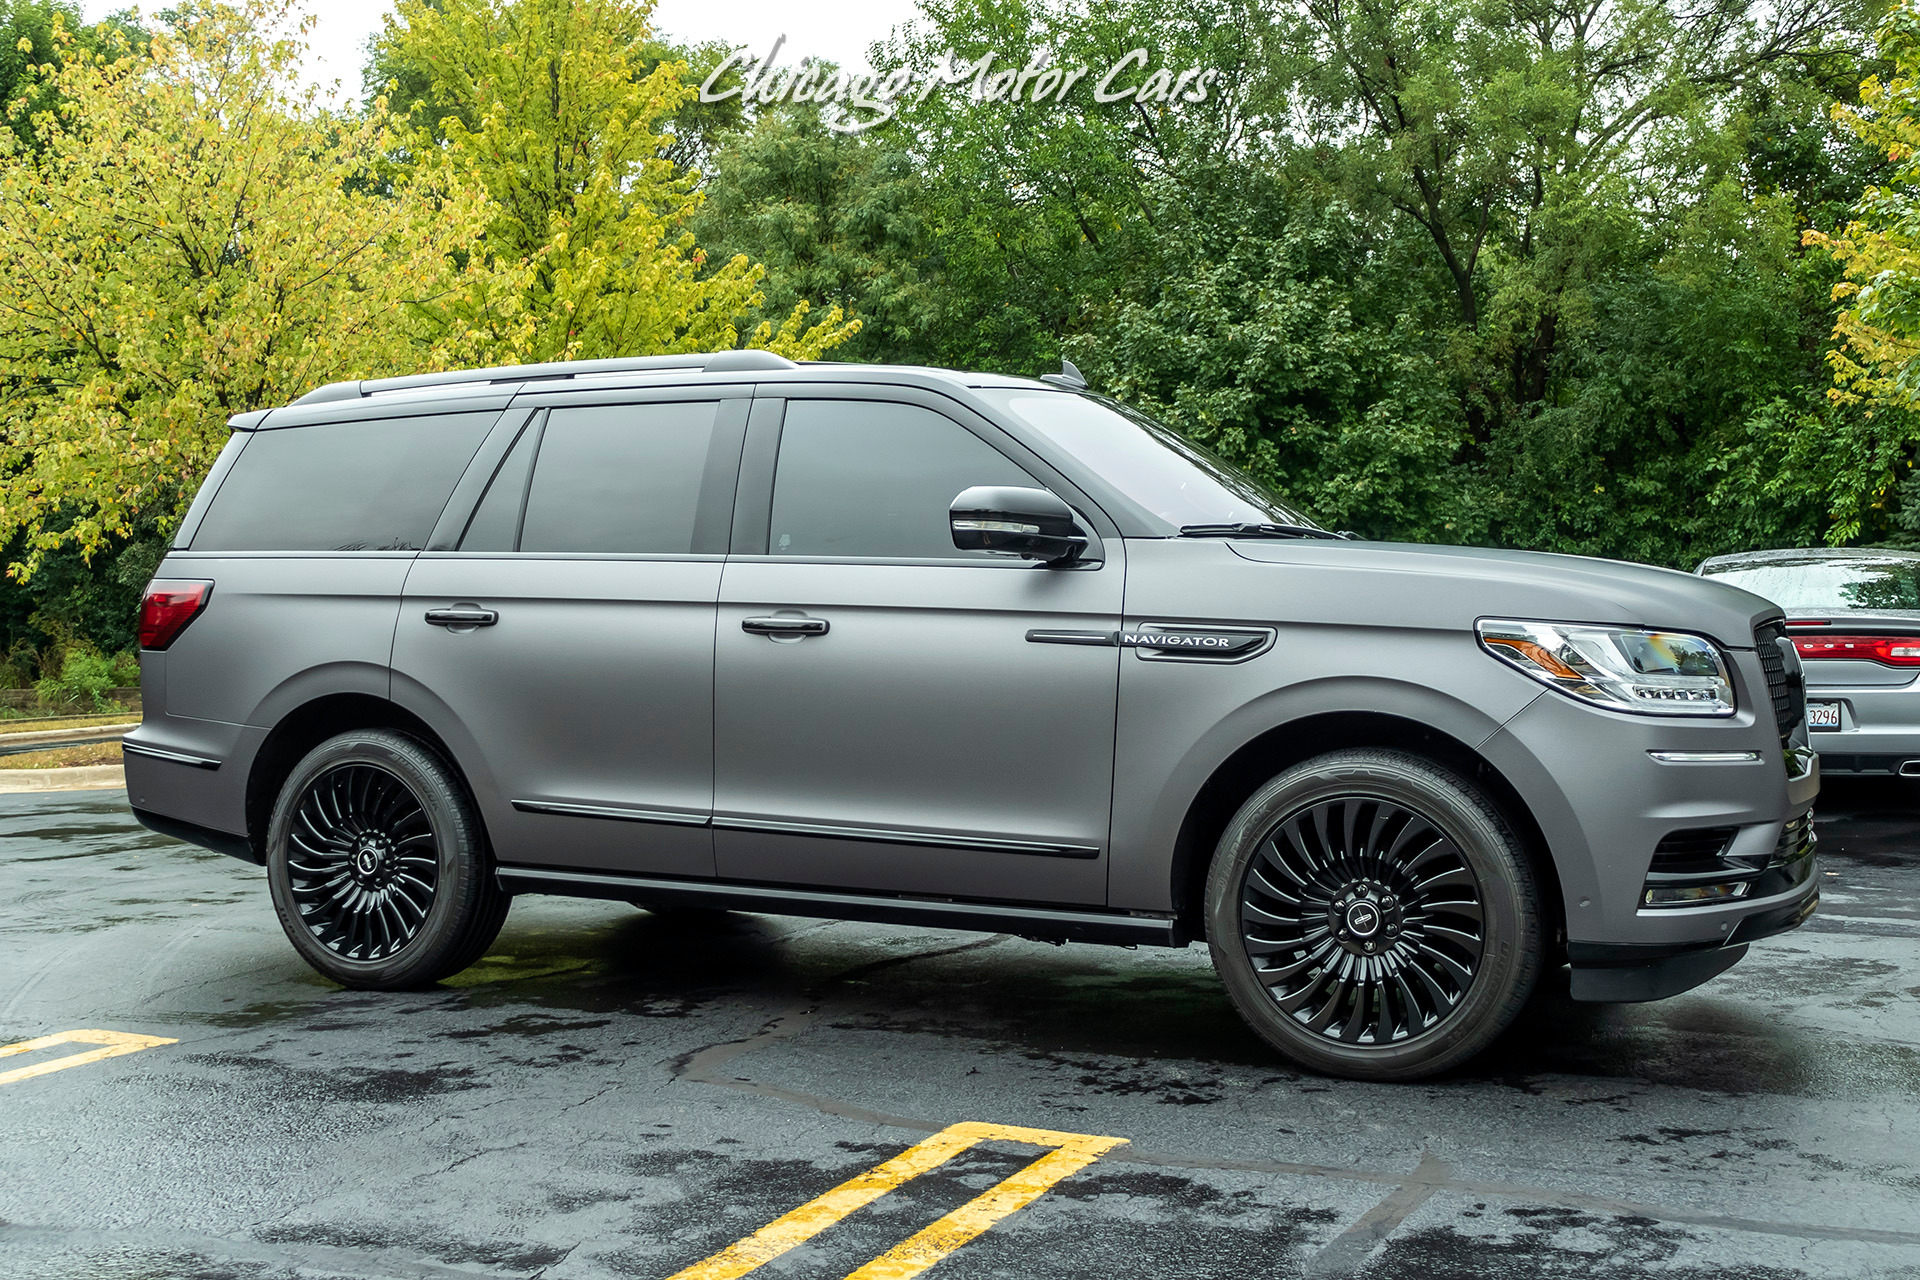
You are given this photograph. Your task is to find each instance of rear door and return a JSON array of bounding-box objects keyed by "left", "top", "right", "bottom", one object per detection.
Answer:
[
  {"left": 392, "top": 391, "right": 748, "bottom": 878},
  {"left": 712, "top": 390, "right": 1124, "bottom": 905}
]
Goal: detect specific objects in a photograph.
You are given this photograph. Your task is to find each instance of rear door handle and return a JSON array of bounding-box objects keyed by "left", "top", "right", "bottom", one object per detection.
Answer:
[
  {"left": 742, "top": 616, "right": 829, "bottom": 637},
  {"left": 425, "top": 608, "right": 498, "bottom": 627}
]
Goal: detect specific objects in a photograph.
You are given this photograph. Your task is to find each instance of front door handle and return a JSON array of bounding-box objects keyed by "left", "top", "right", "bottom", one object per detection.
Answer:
[
  {"left": 742, "top": 616, "right": 829, "bottom": 637},
  {"left": 425, "top": 608, "right": 498, "bottom": 627}
]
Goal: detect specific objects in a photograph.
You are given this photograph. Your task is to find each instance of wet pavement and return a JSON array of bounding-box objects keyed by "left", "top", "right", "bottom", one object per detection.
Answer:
[{"left": 1, "top": 783, "right": 1916, "bottom": 1280}]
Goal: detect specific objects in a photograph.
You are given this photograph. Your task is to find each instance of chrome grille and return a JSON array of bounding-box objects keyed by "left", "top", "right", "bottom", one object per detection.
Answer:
[{"left": 1753, "top": 620, "right": 1803, "bottom": 742}]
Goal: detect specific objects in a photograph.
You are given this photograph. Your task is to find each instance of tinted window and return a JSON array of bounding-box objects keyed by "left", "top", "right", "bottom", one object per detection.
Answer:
[
  {"left": 1704, "top": 559, "right": 1920, "bottom": 612},
  {"left": 980, "top": 390, "right": 1315, "bottom": 529},
  {"left": 459, "top": 417, "right": 539, "bottom": 552},
  {"left": 519, "top": 402, "right": 717, "bottom": 554},
  {"left": 769, "top": 401, "right": 1034, "bottom": 559},
  {"left": 193, "top": 413, "right": 497, "bottom": 552}
]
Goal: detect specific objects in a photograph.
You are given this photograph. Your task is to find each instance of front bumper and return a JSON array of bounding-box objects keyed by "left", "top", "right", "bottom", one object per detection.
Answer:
[
  {"left": 1566, "top": 888, "right": 1820, "bottom": 1001},
  {"left": 1477, "top": 656, "right": 1818, "bottom": 1001}
]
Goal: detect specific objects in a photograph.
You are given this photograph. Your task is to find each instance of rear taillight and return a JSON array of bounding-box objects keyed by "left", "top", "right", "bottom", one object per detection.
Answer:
[
  {"left": 1791, "top": 634, "right": 1920, "bottom": 667},
  {"left": 139, "top": 580, "right": 212, "bottom": 650}
]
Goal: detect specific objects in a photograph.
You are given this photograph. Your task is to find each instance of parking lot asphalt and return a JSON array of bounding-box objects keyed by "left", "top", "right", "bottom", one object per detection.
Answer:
[{"left": 2, "top": 782, "right": 1917, "bottom": 1280}]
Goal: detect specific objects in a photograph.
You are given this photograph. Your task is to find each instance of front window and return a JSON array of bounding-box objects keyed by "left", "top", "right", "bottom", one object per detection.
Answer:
[
  {"left": 981, "top": 390, "right": 1317, "bottom": 530},
  {"left": 769, "top": 400, "right": 1037, "bottom": 559},
  {"left": 1703, "top": 558, "right": 1920, "bottom": 612}
]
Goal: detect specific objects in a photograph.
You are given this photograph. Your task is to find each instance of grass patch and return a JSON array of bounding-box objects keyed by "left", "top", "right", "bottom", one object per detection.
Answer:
[{"left": 0, "top": 742, "right": 124, "bottom": 769}]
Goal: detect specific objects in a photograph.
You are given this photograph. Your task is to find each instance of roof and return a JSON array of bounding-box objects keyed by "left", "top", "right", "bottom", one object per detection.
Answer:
[{"left": 229, "top": 353, "right": 1066, "bottom": 430}]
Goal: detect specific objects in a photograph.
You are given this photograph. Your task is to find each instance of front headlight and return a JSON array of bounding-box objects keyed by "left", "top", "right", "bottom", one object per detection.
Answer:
[{"left": 1476, "top": 620, "right": 1736, "bottom": 717}]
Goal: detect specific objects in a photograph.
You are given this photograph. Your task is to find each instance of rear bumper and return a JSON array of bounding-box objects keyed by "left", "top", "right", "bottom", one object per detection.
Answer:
[
  {"left": 122, "top": 719, "right": 260, "bottom": 850},
  {"left": 1805, "top": 680, "right": 1920, "bottom": 771},
  {"left": 131, "top": 804, "right": 260, "bottom": 865},
  {"left": 1811, "top": 750, "right": 1920, "bottom": 776}
]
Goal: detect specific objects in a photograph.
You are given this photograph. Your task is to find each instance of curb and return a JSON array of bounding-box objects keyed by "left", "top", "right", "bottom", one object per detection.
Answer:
[
  {"left": 0, "top": 765, "right": 127, "bottom": 793},
  {"left": 0, "top": 722, "right": 138, "bottom": 748}
]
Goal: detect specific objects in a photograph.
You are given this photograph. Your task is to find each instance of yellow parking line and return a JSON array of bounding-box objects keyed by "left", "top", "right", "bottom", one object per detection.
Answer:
[
  {"left": 0, "top": 1028, "right": 177, "bottom": 1085},
  {"left": 666, "top": 1121, "right": 1127, "bottom": 1280},
  {"left": 845, "top": 1131, "right": 1125, "bottom": 1280}
]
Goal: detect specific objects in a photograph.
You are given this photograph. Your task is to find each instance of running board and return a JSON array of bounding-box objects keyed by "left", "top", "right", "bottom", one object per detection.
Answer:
[{"left": 494, "top": 865, "right": 1184, "bottom": 948}]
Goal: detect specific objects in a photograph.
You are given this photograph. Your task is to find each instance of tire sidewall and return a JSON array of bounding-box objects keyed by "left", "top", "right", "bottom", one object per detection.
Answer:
[
  {"left": 1205, "top": 750, "right": 1540, "bottom": 1080},
  {"left": 266, "top": 730, "right": 486, "bottom": 989}
]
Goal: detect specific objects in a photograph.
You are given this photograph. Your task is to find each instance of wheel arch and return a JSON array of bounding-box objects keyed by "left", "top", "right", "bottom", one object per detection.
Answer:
[
  {"left": 245, "top": 693, "right": 477, "bottom": 861},
  {"left": 1167, "top": 710, "right": 1563, "bottom": 951}
]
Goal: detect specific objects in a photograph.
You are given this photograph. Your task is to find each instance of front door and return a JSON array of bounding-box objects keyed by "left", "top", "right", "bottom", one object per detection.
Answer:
[
  {"left": 713, "top": 396, "right": 1123, "bottom": 905},
  {"left": 393, "top": 395, "right": 746, "bottom": 878}
]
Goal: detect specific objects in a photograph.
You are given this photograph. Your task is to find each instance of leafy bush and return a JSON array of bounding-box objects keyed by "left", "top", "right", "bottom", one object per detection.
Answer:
[
  {"left": 34, "top": 648, "right": 117, "bottom": 710},
  {"left": 108, "top": 650, "right": 140, "bottom": 687}
]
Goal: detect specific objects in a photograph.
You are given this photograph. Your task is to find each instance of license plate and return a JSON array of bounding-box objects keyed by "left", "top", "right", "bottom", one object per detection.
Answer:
[{"left": 1807, "top": 701, "right": 1841, "bottom": 730}]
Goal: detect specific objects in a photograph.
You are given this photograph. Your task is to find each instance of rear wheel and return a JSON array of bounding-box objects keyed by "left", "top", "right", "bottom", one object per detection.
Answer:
[
  {"left": 1204, "top": 748, "right": 1542, "bottom": 1080},
  {"left": 265, "top": 729, "right": 509, "bottom": 989}
]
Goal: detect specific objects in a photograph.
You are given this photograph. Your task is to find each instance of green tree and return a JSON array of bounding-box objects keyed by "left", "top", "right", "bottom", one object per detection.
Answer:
[
  {"left": 691, "top": 97, "right": 941, "bottom": 363},
  {"left": 0, "top": 0, "right": 522, "bottom": 578},
  {"left": 1299, "top": 0, "right": 1869, "bottom": 435},
  {"left": 1807, "top": 0, "right": 1920, "bottom": 544},
  {"left": 0, "top": 0, "right": 144, "bottom": 147},
  {"left": 857, "top": 0, "right": 1880, "bottom": 560},
  {"left": 370, "top": 0, "right": 858, "bottom": 362}
]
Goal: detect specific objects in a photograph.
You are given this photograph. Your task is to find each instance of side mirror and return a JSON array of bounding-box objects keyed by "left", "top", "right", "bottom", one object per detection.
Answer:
[{"left": 950, "top": 486, "right": 1092, "bottom": 566}]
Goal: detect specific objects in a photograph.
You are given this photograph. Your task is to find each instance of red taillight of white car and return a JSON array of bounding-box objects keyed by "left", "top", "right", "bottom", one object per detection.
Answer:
[
  {"left": 138, "top": 580, "right": 213, "bottom": 650},
  {"left": 1791, "top": 634, "right": 1920, "bottom": 667}
]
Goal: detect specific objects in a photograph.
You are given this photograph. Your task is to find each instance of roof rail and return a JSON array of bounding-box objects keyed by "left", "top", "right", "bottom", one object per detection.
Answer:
[{"left": 292, "top": 350, "right": 800, "bottom": 407}]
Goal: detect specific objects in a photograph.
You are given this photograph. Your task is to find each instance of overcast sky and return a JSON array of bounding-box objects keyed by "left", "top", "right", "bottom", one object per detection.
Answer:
[{"left": 81, "top": 0, "right": 923, "bottom": 102}]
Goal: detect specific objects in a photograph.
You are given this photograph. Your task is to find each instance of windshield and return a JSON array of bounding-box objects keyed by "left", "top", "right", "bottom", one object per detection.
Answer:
[
  {"left": 981, "top": 390, "right": 1318, "bottom": 530},
  {"left": 1703, "top": 558, "right": 1920, "bottom": 612}
]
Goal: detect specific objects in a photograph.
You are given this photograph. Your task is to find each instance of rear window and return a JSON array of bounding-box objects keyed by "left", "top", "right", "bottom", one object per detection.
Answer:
[
  {"left": 192, "top": 413, "right": 497, "bottom": 552},
  {"left": 1704, "top": 559, "right": 1920, "bottom": 612},
  {"left": 517, "top": 401, "right": 719, "bottom": 554}
]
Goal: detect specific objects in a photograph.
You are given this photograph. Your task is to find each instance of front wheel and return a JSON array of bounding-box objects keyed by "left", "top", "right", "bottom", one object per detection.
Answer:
[
  {"left": 1204, "top": 749, "right": 1542, "bottom": 1081},
  {"left": 265, "top": 729, "right": 509, "bottom": 989}
]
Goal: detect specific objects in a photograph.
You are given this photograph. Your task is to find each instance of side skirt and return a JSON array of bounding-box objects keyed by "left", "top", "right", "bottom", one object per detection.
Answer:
[{"left": 495, "top": 864, "right": 1186, "bottom": 948}]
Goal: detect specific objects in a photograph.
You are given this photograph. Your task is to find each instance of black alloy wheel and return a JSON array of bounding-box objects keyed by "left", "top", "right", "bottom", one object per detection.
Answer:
[
  {"left": 285, "top": 763, "right": 439, "bottom": 962},
  {"left": 1205, "top": 749, "right": 1541, "bottom": 1081},
  {"left": 1240, "top": 796, "right": 1486, "bottom": 1045},
  {"left": 266, "top": 729, "right": 510, "bottom": 989}
]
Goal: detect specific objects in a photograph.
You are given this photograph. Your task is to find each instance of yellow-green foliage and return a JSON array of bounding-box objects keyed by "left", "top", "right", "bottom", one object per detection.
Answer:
[
  {"left": 377, "top": 0, "right": 859, "bottom": 362},
  {"left": 0, "top": 0, "right": 858, "bottom": 580},
  {"left": 1813, "top": 1, "right": 1920, "bottom": 418},
  {"left": 0, "top": 3, "right": 528, "bottom": 577}
]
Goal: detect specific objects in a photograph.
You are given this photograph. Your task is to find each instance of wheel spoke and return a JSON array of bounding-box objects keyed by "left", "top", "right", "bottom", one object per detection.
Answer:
[
  {"left": 1255, "top": 938, "right": 1337, "bottom": 985},
  {"left": 1339, "top": 983, "right": 1372, "bottom": 1042},
  {"left": 1245, "top": 864, "right": 1305, "bottom": 908},
  {"left": 1242, "top": 900, "right": 1307, "bottom": 930},
  {"left": 1240, "top": 789, "right": 1487, "bottom": 1050},
  {"left": 280, "top": 763, "right": 439, "bottom": 965}
]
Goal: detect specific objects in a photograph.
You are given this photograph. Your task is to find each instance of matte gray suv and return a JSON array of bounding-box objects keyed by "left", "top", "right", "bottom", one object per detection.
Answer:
[{"left": 126, "top": 352, "right": 1820, "bottom": 1080}]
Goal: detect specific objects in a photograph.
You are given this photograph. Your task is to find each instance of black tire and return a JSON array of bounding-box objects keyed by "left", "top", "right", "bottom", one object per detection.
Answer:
[
  {"left": 265, "top": 729, "right": 509, "bottom": 990},
  {"left": 1204, "top": 748, "right": 1542, "bottom": 1081}
]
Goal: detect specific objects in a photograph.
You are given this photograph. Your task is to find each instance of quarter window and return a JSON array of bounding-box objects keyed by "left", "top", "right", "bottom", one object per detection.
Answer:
[
  {"left": 768, "top": 401, "right": 1035, "bottom": 560},
  {"left": 192, "top": 412, "right": 497, "bottom": 552}
]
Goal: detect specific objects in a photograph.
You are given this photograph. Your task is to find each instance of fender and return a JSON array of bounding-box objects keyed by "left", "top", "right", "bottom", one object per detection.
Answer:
[{"left": 1106, "top": 669, "right": 1546, "bottom": 913}]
